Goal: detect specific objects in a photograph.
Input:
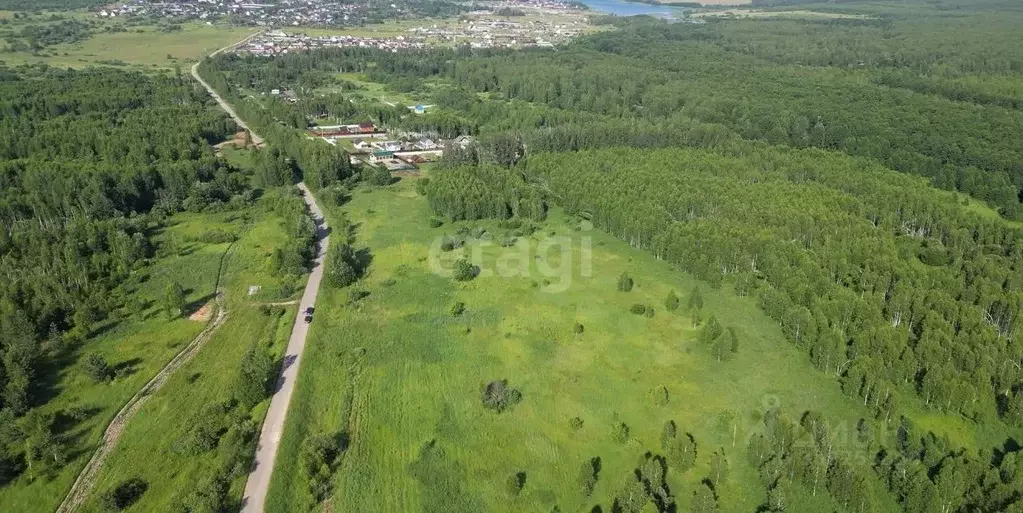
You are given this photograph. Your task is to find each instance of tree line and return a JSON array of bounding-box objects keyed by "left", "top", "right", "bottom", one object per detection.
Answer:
[
  {"left": 197, "top": 58, "right": 358, "bottom": 192},
  {"left": 0, "top": 64, "right": 245, "bottom": 485},
  {"left": 524, "top": 145, "right": 1023, "bottom": 511},
  {"left": 269, "top": 17, "right": 1023, "bottom": 218}
]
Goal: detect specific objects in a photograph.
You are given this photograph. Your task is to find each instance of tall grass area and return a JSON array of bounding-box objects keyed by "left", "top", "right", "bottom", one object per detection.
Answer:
[
  {"left": 0, "top": 211, "right": 240, "bottom": 513},
  {"left": 264, "top": 178, "right": 902, "bottom": 512},
  {"left": 78, "top": 200, "right": 303, "bottom": 512}
]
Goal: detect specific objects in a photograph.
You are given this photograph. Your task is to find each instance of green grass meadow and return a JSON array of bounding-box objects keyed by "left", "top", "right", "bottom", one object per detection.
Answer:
[
  {"left": 0, "top": 21, "right": 254, "bottom": 71},
  {"left": 79, "top": 203, "right": 302, "bottom": 512},
  {"left": 0, "top": 212, "right": 239, "bottom": 513},
  {"left": 264, "top": 178, "right": 903, "bottom": 512}
]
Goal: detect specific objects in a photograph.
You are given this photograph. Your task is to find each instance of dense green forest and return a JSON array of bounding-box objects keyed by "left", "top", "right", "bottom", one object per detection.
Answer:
[
  {"left": 0, "top": 0, "right": 1015, "bottom": 510},
  {"left": 206, "top": 13, "right": 1023, "bottom": 217},
  {"left": 195, "top": 1, "right": 1023, "bottom": 510},
  {"left": 0, "top": 64, "right": 245, "bottom": 485}
]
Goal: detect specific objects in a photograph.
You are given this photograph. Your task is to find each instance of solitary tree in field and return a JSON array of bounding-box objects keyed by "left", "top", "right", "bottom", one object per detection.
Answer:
[
  {"left": 612, "top": 421, "right": 630, "bottom": 443},
  {"left": 712, "top": 327, "right": 738, "bottom": 362},
  {"left": 84, "top": 353, "right": 112, "bottom": 383},
  {"left": 727, "top": 327, "right": 739, "bottom": 354},
  {"left": 614, "top": 477, "right": 649, "bottom": 513},
  {"left": 688, "top": 286, "right": 704, "bottom": 311},
  {"left": 326, "top": 243, "right": 359, "bottom": 287},
  {"left": 617, "top": 272, "right": 634, "bottom": 292},
  {"left": 579, "top": 457, "right": 600, "bottom": 496},
  {"left": 506, "top": 471, "right": 526, "bottom": 497},
  {"left": 692, "top": 482, "right": 717, "bottom": 513},
  {"left": 712, "top": 335, "right": 731, "bottom": 362},
  {"left": 674, "top": 433, "right": 698, "bottom": 473},
  {"left": 481, "top": 379, "right": 521, "bottom": 412},
  {"left": 235, "top": 344, "right": 274, "bottom": 408},
  {"left": 453, "top": 258, "right": 476, "bottom": 281},
  {"left": 163, "top": 283, "right": 186, "bottom": 319},
  {"left": 99, "top": 477, "right": 148, "bottom": 511},
  {"left": 329, "top": 259, "right": 357, "bottom": 288},
  {"left": 700, "top": 315, "right": 723, "bottom": 344},
  {"left": 301, "top": 432, "right": 346, "bottom": 502},
  {"left": 665, "top": 289, "right": 680, "bottom": 312},
  {"left": 450, "top": 301, "right": 466, "bottom": 316}
]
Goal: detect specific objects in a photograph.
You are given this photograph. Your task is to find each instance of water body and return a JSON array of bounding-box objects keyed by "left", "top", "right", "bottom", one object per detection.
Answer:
[{"left": 580, "top": 0, "right": 683, "bottom": 18}]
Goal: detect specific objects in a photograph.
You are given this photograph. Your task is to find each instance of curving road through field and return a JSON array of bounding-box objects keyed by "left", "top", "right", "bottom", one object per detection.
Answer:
[{"left": 193, "top": 36, "right": 330, "bottom": 513}]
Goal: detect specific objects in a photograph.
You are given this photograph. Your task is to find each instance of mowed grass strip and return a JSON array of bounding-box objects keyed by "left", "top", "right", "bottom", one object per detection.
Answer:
[{"left": 264, "top": 178, "right": 899, "bottom": 513}]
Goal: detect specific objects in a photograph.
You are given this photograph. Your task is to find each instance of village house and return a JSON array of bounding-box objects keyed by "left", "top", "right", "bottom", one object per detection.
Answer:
[
  {"left": 370, "top": 150, "right": 395, "bottom": 163},
  {"left": 372, "top": 140, "right": 403, "bottom": 152},
  {"left": 452, "top": 135, "right": 475, "bottom": 148}
]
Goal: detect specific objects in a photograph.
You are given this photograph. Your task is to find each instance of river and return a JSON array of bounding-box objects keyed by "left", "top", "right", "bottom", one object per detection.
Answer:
[{"left": 580, "top": 0, "right": 684, "bottom": 18}]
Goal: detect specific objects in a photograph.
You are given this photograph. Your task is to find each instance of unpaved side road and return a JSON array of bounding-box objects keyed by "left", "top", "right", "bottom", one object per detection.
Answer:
[
  {"left": 190, "top": 34, "right": 333, "bottom": 513},
  {"left": 55, "top": 240, "right": 237, "bottom": 513}
]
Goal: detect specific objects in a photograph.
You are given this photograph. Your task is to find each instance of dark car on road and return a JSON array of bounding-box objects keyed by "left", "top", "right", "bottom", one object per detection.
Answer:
[{"left": 304, "top": 306, "right": 314, "bottom": 323}]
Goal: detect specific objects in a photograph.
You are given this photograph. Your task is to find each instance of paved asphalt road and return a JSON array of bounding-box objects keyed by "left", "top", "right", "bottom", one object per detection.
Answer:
[
  {"left": 192, "top": 36, "right": 330, "bottom": 513},
  {"left": 190, "top": 34, "right": 264, "bottom": 146},
  {"left": 241, "top": 182, "right": 329, "bottom": 513}
]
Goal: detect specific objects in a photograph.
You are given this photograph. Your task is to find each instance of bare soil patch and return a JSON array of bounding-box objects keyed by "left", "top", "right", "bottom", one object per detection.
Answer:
[
  {"left": 214, "top": 131, "right": 255, "bottom": 150},
  {"left": 189, "top": 302, "right": 213, "bottom": 322}
]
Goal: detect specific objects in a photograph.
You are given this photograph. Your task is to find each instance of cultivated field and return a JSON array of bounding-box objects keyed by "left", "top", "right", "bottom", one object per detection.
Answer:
[{"left": 263, "top": 177, "right": 902, "bottom": 512}]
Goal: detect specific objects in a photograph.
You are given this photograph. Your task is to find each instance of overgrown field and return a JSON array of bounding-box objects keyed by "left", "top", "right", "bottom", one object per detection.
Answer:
[
  {"left": 264, "top": 177, "right": 902, "bottom": 512},
  {"left": 78, "top": 197, "right": 304, "bottom": 512},
  {"left": 0, "top": 211, "right": 239, "bottom": 513},
  {"left": 0, "top": 20, "right": 253, "bottom": 70}
]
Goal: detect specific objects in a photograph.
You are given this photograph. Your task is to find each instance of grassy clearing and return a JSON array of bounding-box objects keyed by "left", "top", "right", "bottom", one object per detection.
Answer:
[
  {"left": 0, "top": 211, "right": 242, "bottom": 513},
  {"left": 961, "top": 193, "right": 1023, "bottom": 229},
  {"left": 78, "top": 200, "right": 302, "bottom": 512},
  {"left": 331, "top": 72, "right": 420, "bottom": 106},
  {"left": 0, "top": 22, "right": 254, "bottom": 71},
  {"left": 263, "top": 178, "right": 902, "bottom": 512}
]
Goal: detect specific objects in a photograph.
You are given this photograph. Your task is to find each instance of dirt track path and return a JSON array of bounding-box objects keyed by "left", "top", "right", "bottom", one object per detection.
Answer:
[
  {"left": 55, "top": 239, "right": 238, "bottom": 513},
  {"left": 55, "top": 37, "right": 267, "bottom": 512}
]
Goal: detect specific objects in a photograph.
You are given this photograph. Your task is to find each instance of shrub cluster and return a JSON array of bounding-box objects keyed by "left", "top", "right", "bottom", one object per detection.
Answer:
[{"left": 481, "top": 379, "right": 522, "bottom": 413}]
